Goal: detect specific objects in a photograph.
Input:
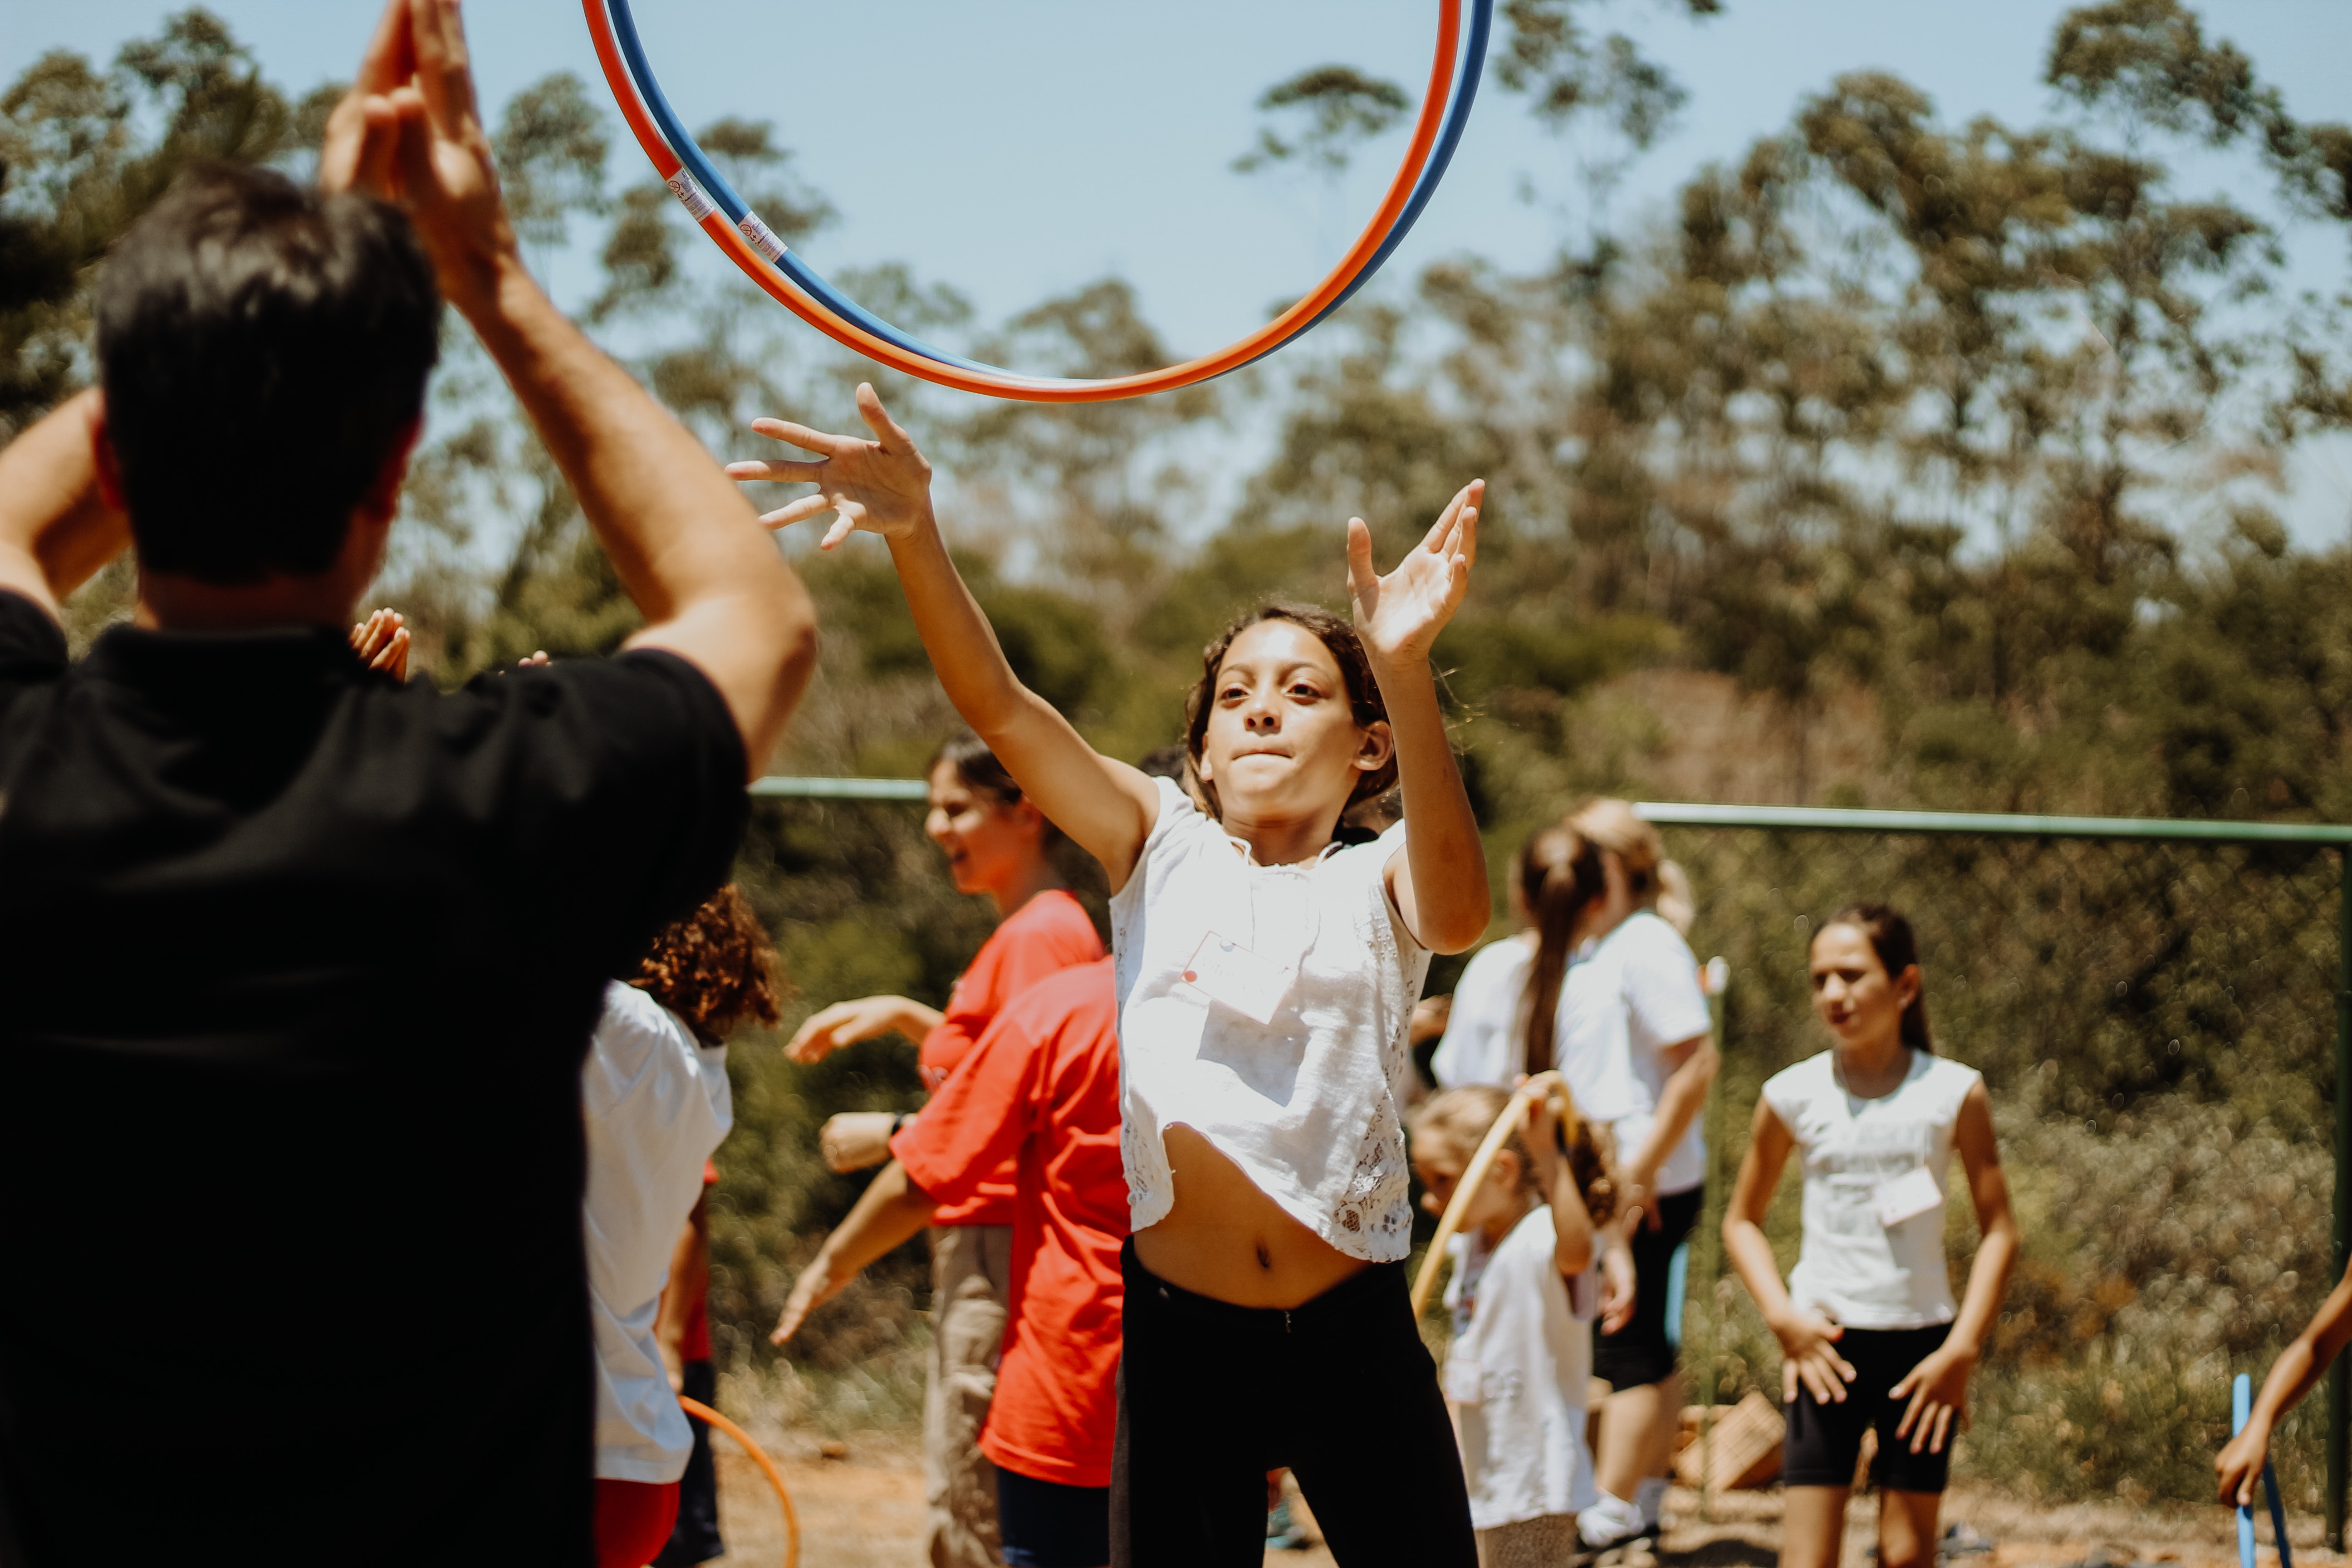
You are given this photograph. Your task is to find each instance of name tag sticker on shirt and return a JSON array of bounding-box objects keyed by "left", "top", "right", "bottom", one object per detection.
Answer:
[
  {"left": 1873, "top": 1166, "right": 1945, "bottom": 1228},
  {"left": 1177, "top": 932, "right": 1296, "bottom": 1026}
]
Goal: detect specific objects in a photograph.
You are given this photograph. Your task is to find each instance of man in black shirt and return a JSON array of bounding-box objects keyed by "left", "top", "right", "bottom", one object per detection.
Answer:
[{"left": 0, "top": 1, "right": 817, "bottom": 1562}]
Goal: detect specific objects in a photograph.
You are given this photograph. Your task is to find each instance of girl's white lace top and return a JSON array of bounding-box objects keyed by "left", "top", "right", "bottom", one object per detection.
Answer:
[{"left": 1110, "top": 777, "right": 1431, "bottom": 1262}]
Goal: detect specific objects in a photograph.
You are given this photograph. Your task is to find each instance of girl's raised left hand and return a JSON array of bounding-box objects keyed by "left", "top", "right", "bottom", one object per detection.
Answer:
[
  {"left": 1347, "top": 479, "right": 1482, "bottom": 668},
  {"left": 1889, "top": 1339, "right": 1977, "bottom": 1455}
]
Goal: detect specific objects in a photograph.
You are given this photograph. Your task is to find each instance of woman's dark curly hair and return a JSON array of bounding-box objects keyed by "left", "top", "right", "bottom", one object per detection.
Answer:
[
  {"left": 1182, "top": 602, "right": 1395, "bottom": 819},
  {"left": 629, "top": 884, "right": 785, "bottom": 1041}
]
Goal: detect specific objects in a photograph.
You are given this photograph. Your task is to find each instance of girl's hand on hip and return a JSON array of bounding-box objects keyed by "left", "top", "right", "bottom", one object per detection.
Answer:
[
  {"left": 1347, "top": 480, "right": 1481, "bottom": 669},
  {"left": 1774, "top": 1309, "right": 1857, "bottom": 1406},
  {"left": 1890, "top": 1340, "right": 1977, "bottom": 1454},
  {"left": 728, "top": 383, "right": 936, "bottom": 549}
]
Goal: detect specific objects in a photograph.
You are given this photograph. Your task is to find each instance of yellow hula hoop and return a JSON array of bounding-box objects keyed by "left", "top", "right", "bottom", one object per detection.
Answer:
[
  {"left": 1409, "top": 1070, "right": 1580, "bottom": 1321},
  {"left": 678, "top": 1395, "right": 801, "bottom": 1568}
]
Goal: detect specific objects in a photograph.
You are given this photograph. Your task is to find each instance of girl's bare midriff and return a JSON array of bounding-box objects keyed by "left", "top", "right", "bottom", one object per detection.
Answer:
[{"left": 1131, "top": 1124, "right": 1374, "bottom": 1308}]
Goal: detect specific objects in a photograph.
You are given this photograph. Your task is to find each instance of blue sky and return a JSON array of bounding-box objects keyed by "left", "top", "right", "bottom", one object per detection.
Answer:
[{"left": 9, "top": 0, "right": 2351, "bottom": 539}]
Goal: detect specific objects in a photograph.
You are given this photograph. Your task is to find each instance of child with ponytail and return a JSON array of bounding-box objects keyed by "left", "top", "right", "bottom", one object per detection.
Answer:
[
  {"left": 1722, "top": 905, "right": 2018, "bottom": 1568},
  {"left": 1430, "top": 804, "right": 1713, "bottom": 1548},
  {"left": 1411, "top": 1084, "right": 1629, "bottom": 1566},
  {"left": 731, "top": 386, "right": 1492, "bottom": 1568}
]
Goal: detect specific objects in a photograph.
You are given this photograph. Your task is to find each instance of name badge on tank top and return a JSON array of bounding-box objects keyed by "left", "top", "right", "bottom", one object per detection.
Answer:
[
  {"left": 1872, "top": 1165, "right": 1945, "bottom": 1228},
  {"left": 1177, "top": 931, "right": 1296, "bottom": 1026}
]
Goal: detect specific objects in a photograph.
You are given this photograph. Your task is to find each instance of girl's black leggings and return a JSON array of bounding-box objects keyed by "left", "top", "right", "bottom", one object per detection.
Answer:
[{"left": 1109, "top": 1240, "right": 1477, "bottom": 1568}]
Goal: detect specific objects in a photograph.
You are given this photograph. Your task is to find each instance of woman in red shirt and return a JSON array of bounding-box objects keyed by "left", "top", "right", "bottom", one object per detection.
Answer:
[
  {"left": 782, "top": 733, "right": 1103, "bottom": 1568},
  {"left": 776, "top": 960, "right": 1126, "bottom": 1568}
]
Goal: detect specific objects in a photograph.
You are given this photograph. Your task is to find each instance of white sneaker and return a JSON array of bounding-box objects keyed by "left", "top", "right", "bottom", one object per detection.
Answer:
[{"left": 1578, "top": 1491, "right": 1647, "bottom": 1549}]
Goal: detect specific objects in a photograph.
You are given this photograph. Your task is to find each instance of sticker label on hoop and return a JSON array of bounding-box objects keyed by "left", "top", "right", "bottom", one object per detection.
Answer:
[
  {"left": 664, "top": 170, "right": 716, "bottom": 223},
  {"left": 1176, "top": 932, "right": 1295, "bottom": 1026},
  {"left": 1872, "top": 1166, "right": 1945, "bottom": 1229},
  {"left": 737, "top": 212, "right": 789, "bottom": 263}
]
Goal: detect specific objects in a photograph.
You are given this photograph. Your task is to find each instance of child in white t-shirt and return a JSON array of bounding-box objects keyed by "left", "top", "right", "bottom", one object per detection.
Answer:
[
  {"left": 1412, "top": 1085, "right": 1631, "bottom": 1568},
  {"left": 585, "top": 885, "right": 784, "bottom": 1568},
  {"left": 1723, "top": 904, "right": 2018, "bottom": 1568},
  {"left": 731, "top": 386, "right": 1494, "bottom": 1567}
]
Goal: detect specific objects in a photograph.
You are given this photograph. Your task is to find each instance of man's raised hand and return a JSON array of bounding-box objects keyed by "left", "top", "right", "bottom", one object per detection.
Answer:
[
  {"left": 319, "top": 0, "right": 519, "bottom": 317},
  {"left": 1348, "top": 479, "right": 1482, "bottom": 670},
  {"left": 726, "top": 383, "right": 936, "bottom": 550}
]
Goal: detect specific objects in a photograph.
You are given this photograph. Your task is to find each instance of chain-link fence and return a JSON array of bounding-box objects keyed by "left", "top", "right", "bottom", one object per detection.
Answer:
[
  {"left": 741, "top": 780, "right": 2352, "bottom": 1531},
  {"left": 1645, "top": 803, "right": 2352, "bottom": 1530}
]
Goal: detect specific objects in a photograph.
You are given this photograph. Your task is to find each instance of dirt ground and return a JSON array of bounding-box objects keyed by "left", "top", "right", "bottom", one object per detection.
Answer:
[{"left": 690, "top": 1430, "right": 2331, "bottom": 1568}]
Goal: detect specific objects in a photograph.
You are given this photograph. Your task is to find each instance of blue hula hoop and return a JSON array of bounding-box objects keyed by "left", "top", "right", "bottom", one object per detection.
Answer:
[{"left": 592, "top": 0, "right": 1491, "bottom": 396}]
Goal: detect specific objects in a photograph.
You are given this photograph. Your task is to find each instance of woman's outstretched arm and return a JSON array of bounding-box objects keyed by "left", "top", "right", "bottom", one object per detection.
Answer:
[
  {"left": 2220, "top": 1251, "right": 2352, "bottom": 1502},
  {"left": 770, "top": 1160, "right": 936, "bottom": 1344},
  {"left": 730, "top": 385, "right": 1160, "bottom": 890}
]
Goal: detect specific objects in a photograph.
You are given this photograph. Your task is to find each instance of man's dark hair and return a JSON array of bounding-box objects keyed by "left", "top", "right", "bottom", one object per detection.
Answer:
[{"left": 93, "top": 161, "right": 442, "bottom": 585}]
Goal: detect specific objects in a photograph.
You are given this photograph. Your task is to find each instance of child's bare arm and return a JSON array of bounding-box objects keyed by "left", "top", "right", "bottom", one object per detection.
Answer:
[
  {"left": 1355, "top": 484, "right": 1490, "bottom": 953},
  {"left": 2219, "top": 1254, "right": 2352, "bottom": 1504},
  {"left": 731, "top": 385, "right": 1160, "bottom": 888},
  {"left": 1525, "top": 1088, "right": 1595, "bottom": 1275},
  {"left": 1725, "top": 1098, "right": 1857, "bottom": 1405}
]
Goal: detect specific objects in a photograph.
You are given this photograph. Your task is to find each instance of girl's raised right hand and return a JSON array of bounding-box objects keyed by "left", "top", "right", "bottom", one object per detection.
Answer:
[
  {"left": 727, "top": 382, "right": 935, "bottom": 550},
  {"left": 1774, "top": 1308, "right": 1857, "bottom": 1405}
]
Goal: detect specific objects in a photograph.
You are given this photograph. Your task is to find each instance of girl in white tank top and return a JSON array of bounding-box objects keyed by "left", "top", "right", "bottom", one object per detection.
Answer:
[
  {"left": 734, "top": 389, "right": 1495, "bottom": 1567},
  {"left": 1723, "top": 905, "right": 2019, "bottom": 1568}
]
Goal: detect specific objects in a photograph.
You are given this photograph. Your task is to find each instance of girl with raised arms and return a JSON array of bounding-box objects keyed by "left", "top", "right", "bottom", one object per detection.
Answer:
[
  {"left": 732, "top": 385, "right": 1492, "bottom": 1568},
  {"left": 1722, "top": 905, "right": 2019, "bottom": 1568}
]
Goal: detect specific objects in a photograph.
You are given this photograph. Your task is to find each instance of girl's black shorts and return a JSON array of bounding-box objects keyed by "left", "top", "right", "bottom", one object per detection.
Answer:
[{"left": 1781, "top": 1322, "right": 1955, "bottom": 1494}]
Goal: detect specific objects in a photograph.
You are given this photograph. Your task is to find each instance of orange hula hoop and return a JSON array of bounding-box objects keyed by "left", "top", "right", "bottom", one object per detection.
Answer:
[
  {"left": 677, "top": 1395, "right": 800, "bottom": 1568},
  {"left": 582, "top": 0, "right": 1468, "bottom": 402}
]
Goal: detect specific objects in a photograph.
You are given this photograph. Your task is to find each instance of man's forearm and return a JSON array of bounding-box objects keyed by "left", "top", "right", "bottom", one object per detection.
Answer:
[
  {"left": 0, "top": 390, "right": 132, "bottom": 618},
  {"left": 461, "top": 262, "right": 815, "bottom": 765}
]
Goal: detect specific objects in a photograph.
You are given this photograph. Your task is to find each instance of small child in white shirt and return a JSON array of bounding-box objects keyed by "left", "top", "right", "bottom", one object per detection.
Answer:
[{"left": 1412, "top": 1085, "right": 1630, "bottom": 1568}]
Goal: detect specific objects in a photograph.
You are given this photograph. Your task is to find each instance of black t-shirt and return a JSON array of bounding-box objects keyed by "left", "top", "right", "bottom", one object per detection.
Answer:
[{"left": 0, "top": 592, "right": 746, "bottom": 1566}]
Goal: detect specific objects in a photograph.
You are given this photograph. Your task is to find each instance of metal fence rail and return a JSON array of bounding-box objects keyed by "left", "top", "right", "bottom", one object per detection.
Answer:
[{"left": 750, "top": 779, "right": 2352, "bottom": 1534}]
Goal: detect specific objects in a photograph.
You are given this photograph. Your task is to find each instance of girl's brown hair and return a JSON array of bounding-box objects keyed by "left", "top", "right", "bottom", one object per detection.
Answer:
[
  {"left": 1182, "top": 603, "right": 1395, "bottom": 819},
  {"left": 1566, "top": 797, "right": 1687, "bottom": 913},
  {"left": 1515, "top": 821, "right": 1607, "bottom": 1076},
  {"left": 629, "top": 884, "right": 786, "bottom": 1042},
  {"left": 1417, "top": 1083, "right": 1619, "bottom": 1225},
  {"left": 1822, "top": 902, "right": 1934, "bottom": 1054}
]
